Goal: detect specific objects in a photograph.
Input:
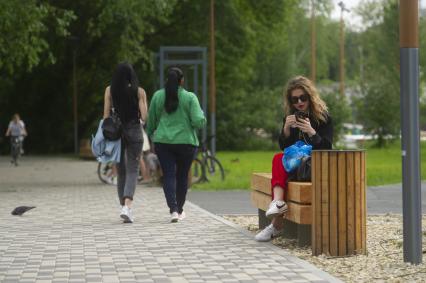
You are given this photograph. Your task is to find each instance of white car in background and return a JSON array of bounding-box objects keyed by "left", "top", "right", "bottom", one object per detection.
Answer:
[{"left": 341, "top": 123, "right": 373, "bottom": 149}]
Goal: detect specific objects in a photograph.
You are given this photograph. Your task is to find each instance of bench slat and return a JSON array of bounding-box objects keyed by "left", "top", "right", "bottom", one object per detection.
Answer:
[
  {"left": 251, "top": 174, "right": 312, "bottom": 204},
  {"left": 250, "top": 190, "right": 312, "bottom": 225},
  {"left": 251, "top": 173, "right": 312, "bottom": 204},
  {"left": 287, "top": 182, "right": 312, "bottom": 204},
  {"left": 251, "top": 173, "right": 272, "bottom": 194}
]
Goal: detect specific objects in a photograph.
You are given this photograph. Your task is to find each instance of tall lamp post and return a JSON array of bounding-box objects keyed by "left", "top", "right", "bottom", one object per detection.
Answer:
[
  {"left": 209, "top": 0, "right": 216, "bottom": 156},
  {"left": 69, "top": 36, "right": 79, "bottom": 155},
  {"left": 399, "top": 0, "right": 422, "bottom": 264},
  {"left": 338, "top": 1, "right": 349, "bottom": 98},
  {"left": 310, "top": 0, "right": 316, "bottom": 82}
]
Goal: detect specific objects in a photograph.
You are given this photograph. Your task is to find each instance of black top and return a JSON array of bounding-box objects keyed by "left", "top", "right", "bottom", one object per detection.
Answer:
[
  {"left": 112, "top": 88, "right": 140, "bottom": 124},
  {"left": 278, "top": 114, "right": 333, "bottom": 150}
]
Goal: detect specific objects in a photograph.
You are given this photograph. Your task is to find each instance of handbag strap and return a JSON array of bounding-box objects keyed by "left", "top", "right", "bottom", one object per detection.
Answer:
[{"left": 109, "top": 91, "right": 118, "bottom": 116}]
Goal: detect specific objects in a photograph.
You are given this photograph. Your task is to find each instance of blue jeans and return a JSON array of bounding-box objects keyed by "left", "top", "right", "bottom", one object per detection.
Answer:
[
  {"left": 117, "top": 122, "right": 142, "bottom": 206},
  {"left": 155, "top": 143, "right": 197, "bottom": 214}
]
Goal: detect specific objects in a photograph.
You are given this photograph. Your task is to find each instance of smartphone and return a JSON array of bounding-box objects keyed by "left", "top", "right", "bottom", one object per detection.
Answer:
[{"left": 295, "top": 111, "right": 308, "bottom": 122}]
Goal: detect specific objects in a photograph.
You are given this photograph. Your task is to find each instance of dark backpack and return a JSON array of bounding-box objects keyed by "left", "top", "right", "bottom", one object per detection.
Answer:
[
  {"left": 287, "top": 156, "right": 311, "bottom": 182},
  {"left": 296, "top": 156, "right": 311, "bottom": 181},
  {"left": 102, "top": 110, "right": 122, "bottom": 141}
]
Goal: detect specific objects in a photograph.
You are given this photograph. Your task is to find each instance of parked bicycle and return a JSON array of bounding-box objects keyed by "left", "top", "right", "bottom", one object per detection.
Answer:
[
  {"left": 98, "top": 152, "right": 162, "bottom": 185},
  {"left": 97, "top": 161, "right": 116, "bottom": 184},
  {"left": 190, "top": 136, "right": 225, "bottom": 184}
]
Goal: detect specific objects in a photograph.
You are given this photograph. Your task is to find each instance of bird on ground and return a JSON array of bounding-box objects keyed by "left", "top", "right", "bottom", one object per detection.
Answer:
[{"left": 11, "top": 206, "right": 36, "bottom": 216}]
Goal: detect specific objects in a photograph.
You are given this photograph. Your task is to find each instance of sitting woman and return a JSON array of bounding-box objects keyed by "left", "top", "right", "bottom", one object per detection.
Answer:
[{"left": 255, "top": 76, "right": 333, "bottom": 242}]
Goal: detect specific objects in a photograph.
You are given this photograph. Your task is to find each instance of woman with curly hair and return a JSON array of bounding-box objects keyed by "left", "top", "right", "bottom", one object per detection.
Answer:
[{"left": 255, "top": 76, "right": 333, "bottom": 242}]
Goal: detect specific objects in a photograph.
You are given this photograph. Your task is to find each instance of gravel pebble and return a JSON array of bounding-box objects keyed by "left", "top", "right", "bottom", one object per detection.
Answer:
[{"left": 223, "top": 214, "right": 426, "bottom": 282}]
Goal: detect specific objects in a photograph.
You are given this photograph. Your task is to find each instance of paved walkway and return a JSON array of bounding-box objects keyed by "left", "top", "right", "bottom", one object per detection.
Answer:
[{"left": 0, "top": 157, "right": 341, "bottom": 283}]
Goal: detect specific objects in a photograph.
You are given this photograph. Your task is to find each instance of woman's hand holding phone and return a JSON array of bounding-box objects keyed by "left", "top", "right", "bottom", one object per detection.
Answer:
[{"left": 295, "top": 117, "right": 316, "bottom": 137}]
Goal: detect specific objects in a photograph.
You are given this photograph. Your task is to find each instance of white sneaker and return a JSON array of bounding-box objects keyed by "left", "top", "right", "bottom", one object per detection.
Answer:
[
  {"left": 178, "top": 211, "right": 186, "bottom": 220},
  {"left": 120, "top": 206, "right": 134, "bottom": 223},
  {"left": 254, "top": 224, "right": 283, "bottom": 242},
  {"left": 170, "top": 212, "right": 179, "bottom": 223},
  {"left": 265, "top": 200, "right": 288, "bottom": 219}
]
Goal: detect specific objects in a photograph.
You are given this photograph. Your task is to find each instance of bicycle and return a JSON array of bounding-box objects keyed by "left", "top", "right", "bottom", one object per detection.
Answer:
[
  {"left": 190, "top": 136, "right": 225, "bottom": 184},
  {"left": 97, "top": 153, "right": 162, "bottom": 185},
  {"left": 97, "top": 161, "right": 116, "bottom": 184},
  {"left": 10, "top": 136, "right": 22, "bottom": 167}
]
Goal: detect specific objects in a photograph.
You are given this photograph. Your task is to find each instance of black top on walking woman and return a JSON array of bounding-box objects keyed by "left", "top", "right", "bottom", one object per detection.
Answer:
[{"left": 103, "top": 62, "right": 148, "bottom": 223}]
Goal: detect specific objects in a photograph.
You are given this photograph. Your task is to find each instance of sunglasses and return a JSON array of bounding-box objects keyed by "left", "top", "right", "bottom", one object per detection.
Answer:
[{"left": 290, "top": 94, "right": 309, "bottom": 104}]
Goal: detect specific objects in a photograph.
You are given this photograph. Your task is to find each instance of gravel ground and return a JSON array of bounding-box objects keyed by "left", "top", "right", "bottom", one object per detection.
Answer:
[{"left": 223, "top": 214, "right": 426, "bottom": 283}]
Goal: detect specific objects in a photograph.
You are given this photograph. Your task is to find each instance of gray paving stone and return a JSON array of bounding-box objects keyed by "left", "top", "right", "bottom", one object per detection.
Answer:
[{"left": 0, "top": 157, "right": 342, "bottom": 283}]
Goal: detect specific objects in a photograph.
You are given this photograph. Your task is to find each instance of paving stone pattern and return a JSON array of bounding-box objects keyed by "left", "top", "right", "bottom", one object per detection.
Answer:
[{"left": 0, "top": 157, "right": 341, "bottom": 282}]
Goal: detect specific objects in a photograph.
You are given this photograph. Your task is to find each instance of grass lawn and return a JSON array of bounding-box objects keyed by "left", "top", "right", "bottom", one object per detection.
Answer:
[{"left": 191, "top": 141, "right": 426, "bottom": 190}]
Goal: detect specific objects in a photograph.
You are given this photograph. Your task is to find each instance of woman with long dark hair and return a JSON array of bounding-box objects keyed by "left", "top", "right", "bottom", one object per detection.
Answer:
[
  {"left": 147, "top": 67, "right": 206, "bottom": 222},
  {"left": 103, "top": 62, "right": 147, "bottom": 223}
]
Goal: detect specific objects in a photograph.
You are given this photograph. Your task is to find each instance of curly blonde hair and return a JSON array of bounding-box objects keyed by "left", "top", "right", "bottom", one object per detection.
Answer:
[{"left": 283, "top": 76, "right": 328, "bottom": 124}]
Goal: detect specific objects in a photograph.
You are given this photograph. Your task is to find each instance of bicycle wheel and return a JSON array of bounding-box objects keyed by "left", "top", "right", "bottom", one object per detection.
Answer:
[
  {"left": 203, "top": 156, "right": 225, "bottom": 182},
  {"left": 97, "top": 162, "right": 114, "bottom": 184},
  {"left": 11, "top": 142, "right": 20, "bottom": 166},
  {"left": 190, "top": 158, "right": 204, "bottom": 185}
]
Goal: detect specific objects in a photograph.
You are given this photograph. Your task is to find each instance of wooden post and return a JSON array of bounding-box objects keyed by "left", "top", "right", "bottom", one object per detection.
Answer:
[{"left": 312, "top": 150, "right": 366, "bottom": 256}]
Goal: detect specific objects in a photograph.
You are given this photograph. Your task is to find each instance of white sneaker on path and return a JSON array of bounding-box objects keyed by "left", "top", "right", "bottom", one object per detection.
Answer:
[
  {"left": 254, "top": 224, "right": 283, "bottom": 242},
  {"left": 170, "top": 212, "right": 179, "bottom": 223},
  {"left": 178, "top": 211, "right": 186, "bottom": 220},
  {"left": 120, "top": 206, "right": 134, "bottom": 223}
]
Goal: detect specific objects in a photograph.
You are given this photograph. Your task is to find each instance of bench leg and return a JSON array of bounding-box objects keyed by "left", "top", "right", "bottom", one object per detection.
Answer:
[
  {"left": 282, "top": 219, "right": 298, "bottom": 239},
  {"left": 282, "top": 220, "right": 311, "bottom": 247},
  {"left": 297, "top": 224, "right": 311, "bottom": 247},
  {"left": 258, "top": 209, "right": 271, "bottom": 229}
]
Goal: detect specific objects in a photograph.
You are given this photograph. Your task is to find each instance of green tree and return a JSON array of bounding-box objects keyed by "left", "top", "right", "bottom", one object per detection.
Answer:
[
  {"left": 353, "top": 0, "right": 400, "bottom": 146},
  {"left": 1, "top": 0, "right": 177, "bottom": 153},
  {"left": 0, "top": 1, "right": 75, "bottom": 75}
]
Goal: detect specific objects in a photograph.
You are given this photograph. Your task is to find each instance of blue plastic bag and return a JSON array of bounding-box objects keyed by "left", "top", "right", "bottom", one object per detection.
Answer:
[{"left": 282, "top": 141, "right": 312, "bottom": 173}]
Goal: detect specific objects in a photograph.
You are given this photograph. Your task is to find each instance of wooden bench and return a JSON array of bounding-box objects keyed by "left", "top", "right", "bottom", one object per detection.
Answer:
[
  {"left": 251, "top": 150, "right": 367, "bottom": 256},
  {"left": 250, "top": 173, "right": 312, "bottom": 246}
]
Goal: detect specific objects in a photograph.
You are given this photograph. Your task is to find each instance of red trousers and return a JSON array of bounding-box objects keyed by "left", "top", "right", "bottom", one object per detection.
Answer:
[{"left": 271, "top": 152, "right": 288, "bottom": 200}]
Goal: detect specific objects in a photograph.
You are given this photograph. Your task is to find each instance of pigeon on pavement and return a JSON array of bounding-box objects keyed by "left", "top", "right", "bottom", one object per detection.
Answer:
[{"left": 11, "top": 206, "right": 36, "bottom": 216}]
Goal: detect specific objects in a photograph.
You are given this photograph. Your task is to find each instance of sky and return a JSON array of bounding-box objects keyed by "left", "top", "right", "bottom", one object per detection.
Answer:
[{"left": 330, "top": 0, "right": 426, "bottom": 30}]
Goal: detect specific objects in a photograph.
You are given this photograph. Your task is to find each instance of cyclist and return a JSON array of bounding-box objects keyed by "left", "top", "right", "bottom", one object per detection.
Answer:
[{"left": 5, "top": 114, "right": 27, "bottom": 163}]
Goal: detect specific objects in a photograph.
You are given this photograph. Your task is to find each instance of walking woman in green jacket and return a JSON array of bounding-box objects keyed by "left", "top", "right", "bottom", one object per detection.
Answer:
[{"left": 147, "top": 67, "right": 206, "bottom": 222}]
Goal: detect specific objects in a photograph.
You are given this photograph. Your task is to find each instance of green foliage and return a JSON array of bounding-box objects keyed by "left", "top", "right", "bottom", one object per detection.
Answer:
[
  {"left": 321, "top": 91, "right": 351, "bottom": 144},
  {"left": 0, "top": 1, "right": 75, "bottom": 74},
  {"left": 0, "top": 0, "right": 417, "bottom": 153},
  {"left": 192, "top": 141, "right": 426, "bottom": 190},
  {"left": 353, "top": 0, "right": 400, "bottom": 147}
]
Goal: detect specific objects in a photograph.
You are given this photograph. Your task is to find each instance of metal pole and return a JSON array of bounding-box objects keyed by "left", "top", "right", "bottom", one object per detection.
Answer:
[
  {"left": 339, "top": 3, "right": 345, "bottom": 98},
  {"left": 193, "top": 65, "right": 199, "bottom": 97},
  {"left": 209, "top": 0, "right": 216, "bottom": 155},
  {"left": 358, "top": 46, "right": 364, "bottom": 86},
  {"left": 202, "top": 48, "right": 207, "bottom": 143},
  {"left": 72, "top": 49, "right": 78, "bottom": 155},
  {"left": 400, "top": 0, "right": 422, "bottom": 265},
  {"left": 160, "top": 47, "right": 165, "bottom": 88},
  {"left": 310, "top": 0, "right": 316, "bottom": 82}
]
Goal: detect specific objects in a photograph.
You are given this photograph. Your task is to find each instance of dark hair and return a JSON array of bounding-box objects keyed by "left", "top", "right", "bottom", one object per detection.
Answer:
[
  {"left": 110, "top": 62, "right": 139, "bottom": 122},
  {"left": 165, "top": 67, "right": 183, "bottom": 113}
]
